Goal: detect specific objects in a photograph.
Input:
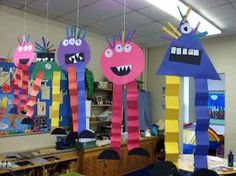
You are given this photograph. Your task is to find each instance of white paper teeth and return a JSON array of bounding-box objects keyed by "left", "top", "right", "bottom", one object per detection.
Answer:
[
  {"left": 194, "top": 49, "right": 199, "bottom": 56},
  {"left": 176, "top": 48, "right": 181, "bottom": 55},
  {"left": 188, "top": 49, "right": 194, "bottom": 55},
  {"left": 171, "top": 47, "right": 176, "bottom": 54},
  {"left": 182, "top": 48, "right": 188, "bottom": 55},
  {"left": 170, "top": 47, "right": 199, "bottom": 56},
  {"left": 116, "top": 65, "right": 132, "bottom": 72}
]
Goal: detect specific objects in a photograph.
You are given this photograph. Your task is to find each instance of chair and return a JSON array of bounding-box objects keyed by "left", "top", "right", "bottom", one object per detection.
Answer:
[
  {"left": 156, "top": 139, "right": 165, "bottom": 161},
  {"left": 151, "top": 161, "right": 180, "bottom": 176},
  {"left": 193, "top": 168, "right": 219, "bottom": 176}
]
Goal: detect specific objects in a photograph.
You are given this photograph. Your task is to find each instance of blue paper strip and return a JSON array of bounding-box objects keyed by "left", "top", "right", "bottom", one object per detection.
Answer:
[
  {"left": 194, "top": 78, "right": 209, "bottom": 171},
  {"left": 77, "top": 64, "right": 86, "bottom": 133}
]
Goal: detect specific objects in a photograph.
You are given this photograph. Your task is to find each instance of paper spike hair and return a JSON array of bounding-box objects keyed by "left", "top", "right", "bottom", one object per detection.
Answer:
[
  {"left": 106, "top": 28, "right": 136, "bottom": 48},
  {"left": 35, "top": 37, "right": 55, "bottom": 53},
  {"left": 18, "top": 35, "right": 31, "bottom": 46},
  {"left": 182, "top": 6, "right": 192, "bottom": 23},
  {"left": 66, "top": 26, "right": 89, "bottom": 39}
]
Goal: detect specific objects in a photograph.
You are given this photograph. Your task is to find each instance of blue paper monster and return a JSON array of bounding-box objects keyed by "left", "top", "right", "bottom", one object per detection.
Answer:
[
  {"left": 57, "top": 26, "right": 95, "bottom": 139},
  {"left": 157, "top": 7, "right": 220, "bottom": 171}
]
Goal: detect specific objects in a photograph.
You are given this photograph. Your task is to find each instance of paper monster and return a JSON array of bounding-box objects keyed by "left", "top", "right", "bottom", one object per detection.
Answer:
[
  {"left": 57, "top": 26, "right": 95, "bottom": 138},
  {"left": 11, "top": 35, "right": 44, "bottom": 125},
  {"left": 99, "top": 29, "right": 149, "bottom": 159},
  {"left": 33, "top": 37, "right": 67, "bottom": 134},
  {"left": 157, "top": 7, "right": 220, "bottom": 170}
]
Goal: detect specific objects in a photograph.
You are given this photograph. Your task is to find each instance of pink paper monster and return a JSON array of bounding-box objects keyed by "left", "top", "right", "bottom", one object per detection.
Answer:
[
  {"left": 11, "top": 35, "right": 35, "bottom": 115},
  {"left": 99, "top": 29, "right": 149, "bottom": 159},
  {"left": 10, "top": 35, "right": 44, "bottom": 126}
]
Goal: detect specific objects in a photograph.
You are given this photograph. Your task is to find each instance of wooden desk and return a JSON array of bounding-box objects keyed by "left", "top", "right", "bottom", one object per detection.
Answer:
[
  {"left": 0, "top": 148, "right": 79, "bottom": 175},
  {"left": 179, "top": 154, "right": 236, "bottom": 175},
  {"left": 78, "top": 136, "right": 162, "bottom": 176}
]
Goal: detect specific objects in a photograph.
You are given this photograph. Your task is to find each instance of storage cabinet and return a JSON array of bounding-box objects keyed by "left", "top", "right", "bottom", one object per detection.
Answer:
[{"left": 79, "top": 136, "right": 162, "bottom": 176}]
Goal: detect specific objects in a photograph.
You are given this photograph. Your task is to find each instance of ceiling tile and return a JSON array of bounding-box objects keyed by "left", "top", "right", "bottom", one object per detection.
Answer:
[
  {"left": 134, "top": 22, "right": 163, "bottom": 38},
  {"left": 91, "top": 11, "right": 153, "bottom": 34},
  {"left": 185, "top": 0, "right": 229, "bottom": 9},
  {"left": 138, "top": 6, "right": 172, "bottom": 21},
  {"left": 112, "top": 0, "right": 152, "bottom": 10},
  {"left": 1, "top": 0, "right": 36, "bottom": 9},
  {"left": 219, "top": 16, "right": 236, "bottom": 34},
  {"left": 28, "top": 0, "right": 79, "bottom": 17},
  {"left": 197, "top": 3, "right": 236, "bottom": 29},
  {"left": 1, "top": 1, "right": 24, "bottom": 9},
  {"left": 60, "top": 0, "right": 132, "bottom": 26}
]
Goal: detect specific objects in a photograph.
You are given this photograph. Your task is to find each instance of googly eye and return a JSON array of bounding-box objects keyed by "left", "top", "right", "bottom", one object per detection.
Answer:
[
  {"left": 124, "top": 44, "right": 132, "bottom": 53},
  {"left": 18, "top": 46, "right": 23, "bottom": 52},
  {"left": 69, "top": 38, "right": 75, "bottom": 45},
  {"left": 180, "top": 23, "right": 192, "bottom": 34},
  {"left": 75, "top": 39, "right": 82, "bottom": 46},
  {"left": 45, "top": 63, "right": 52, "bottom": 70},
  {"left": 115, "top": 44, "right": 123, "bottom": 53},
  {"left": 23, "top": 45, "right": 28, "bottom": 51},
  {"left": 62, "top": 39, "right": 69, "bottom": 46},
  {"left": 105, "top": 49, "right": 113, "bottom": 58},
  {"left": 28, "top": 45, "right": 32, "bottom": 51}
]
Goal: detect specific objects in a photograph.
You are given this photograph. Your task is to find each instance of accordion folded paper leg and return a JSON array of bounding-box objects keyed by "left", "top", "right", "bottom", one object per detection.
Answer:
[
  {"left": 50, "top": 71, "right": 66, "bottom": 135},
  {"left": 194, "top": 78, "right": 209, "bottom": 171},
  {"left": 99, "top": 84, "right": 122, "bottom": 160},
  {"left": 12, "top": 68, "right": 22, "bottom": 111},
  {"left": 164, "top": 76, "right": 180, "bottom": 167},
  {"left": 77, "top": 64, "right": 86, "bottom": 134},
  {"left": 20, "top": 66, "right": 29, "bottom": 113},
  {"left": 22, "top": 72, "right": 44, "bottom": 125},
  {"left": 68, "top": 67, "right": 79, "bottom": 133},
  {"left": 127, "top": 80, "right": 149, "bottom": 157}
]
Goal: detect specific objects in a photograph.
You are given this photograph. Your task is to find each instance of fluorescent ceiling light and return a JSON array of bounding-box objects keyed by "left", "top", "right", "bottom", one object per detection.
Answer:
[{"left": 145, "top": 0, "right": 221, "bottom": 36}]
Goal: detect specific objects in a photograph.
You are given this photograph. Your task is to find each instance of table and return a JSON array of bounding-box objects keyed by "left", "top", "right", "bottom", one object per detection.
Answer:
[{"left": 179, "top": 154, "right": 236, "bottom": 175}]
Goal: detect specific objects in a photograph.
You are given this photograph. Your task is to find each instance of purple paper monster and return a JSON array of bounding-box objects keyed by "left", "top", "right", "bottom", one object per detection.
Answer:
[{"left": 57, "top": 26, "right": 95, "bottom": 139}]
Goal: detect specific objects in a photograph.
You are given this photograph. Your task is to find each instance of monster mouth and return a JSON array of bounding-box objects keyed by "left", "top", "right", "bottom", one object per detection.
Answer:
[
  {"left": 65, "top": 53, "right": 84, "bottom": 64},
  {"left": 19, "top": 59, "right": 29, "bottom": 65},
  {"left": 170, "top": 46, "right": 202, "bottom": 65},
  {"left": 111, "top": 65, "right": 132, "bottom": 76},
  {"left": 36, "top": 53, "right": 55, "bottom": 62}
]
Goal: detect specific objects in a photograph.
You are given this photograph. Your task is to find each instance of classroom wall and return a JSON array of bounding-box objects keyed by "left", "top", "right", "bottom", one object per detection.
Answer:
[
  {"left": 0, "top": 5, "right": 107, "bottom": 153},
  {"left": 147, "top": 34, "right": 236, "bottom": 156}
]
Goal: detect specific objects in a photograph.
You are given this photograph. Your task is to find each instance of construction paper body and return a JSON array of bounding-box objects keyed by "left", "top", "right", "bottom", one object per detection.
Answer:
[
  {"left": 101, "top": 41, "right": 145, "bottom": 85},
  {"left": 157, "top": 23, "right": 220, "bottom": 80},
  {"left": 12, "top": 35, "right": 36, "bottom": 114},
  {"left": 156, "top": 8, "right": 220, "bottom": 170},
  {"left": 57, "top": 26, "right": 91, "bottom": 134},
  {"left": 99, "top": 30, "right": 149, "bottom": 159}
]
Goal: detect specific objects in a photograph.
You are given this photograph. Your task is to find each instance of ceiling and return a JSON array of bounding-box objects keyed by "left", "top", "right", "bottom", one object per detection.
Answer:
[{"left": 1, "top": 0, "right": 236, "bottom": 47}]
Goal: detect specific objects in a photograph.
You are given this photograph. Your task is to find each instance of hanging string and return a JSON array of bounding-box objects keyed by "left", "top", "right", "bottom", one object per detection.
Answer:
[
  {"left": 23, "top": 0, "right": 27, "bottom": 34},
  {"left": 45, "top": 0, "right": 49, "bottom": 38},
  {"left": 122, "top": 0, "right": 127, "bottom": 45},
  {"left": 76, "top": 0, "right": 80, "bottom": 27}
]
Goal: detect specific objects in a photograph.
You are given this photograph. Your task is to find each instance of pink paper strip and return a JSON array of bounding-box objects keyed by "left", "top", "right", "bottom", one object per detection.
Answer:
[
  {"left": 110, "top": 84, "right": 123, "bottom": 152},
  {"left": 127, "top": 80, "right": 140, "bottom": 151},
  {"left": 26, "top": 72, "right": 44, "bottom": 117}
]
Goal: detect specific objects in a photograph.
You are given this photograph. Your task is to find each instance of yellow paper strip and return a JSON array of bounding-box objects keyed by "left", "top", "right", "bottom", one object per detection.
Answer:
[
  {"left": 51, "top": 72, "right": 61, "bottom": 128},
  {"left": 162, "top": 26, "right": 178, "bottom": 39},
  {"left": 167, "top": 22, "right": 182, "bottom": 37},
  {"left": 164, "top": 76, "right": 180, "bottom": 167},
  {"left": 1, "top": 97, "right": 8, "bottom": 108}
]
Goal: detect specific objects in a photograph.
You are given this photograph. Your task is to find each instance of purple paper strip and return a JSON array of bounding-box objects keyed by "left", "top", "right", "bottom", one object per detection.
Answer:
[
  {"left": 77, "top": 64, "right": 86, "bottom": 133},
  {"left": 194, "top": 78, "right": 209, "bottom": 171}
]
